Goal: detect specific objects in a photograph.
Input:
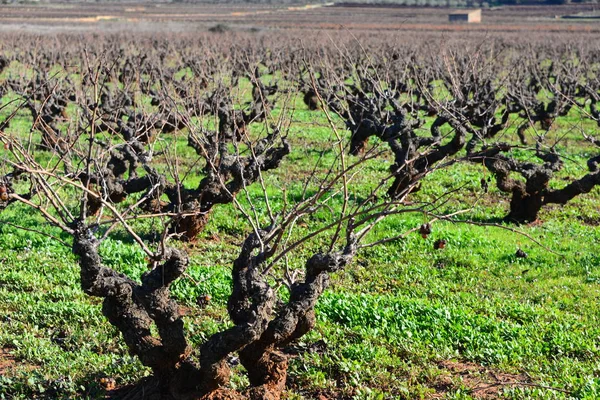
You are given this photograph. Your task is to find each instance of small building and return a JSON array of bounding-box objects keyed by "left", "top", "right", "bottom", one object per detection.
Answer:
[{"left": 449, "top": 9, "right": 482, "bottom": 23}]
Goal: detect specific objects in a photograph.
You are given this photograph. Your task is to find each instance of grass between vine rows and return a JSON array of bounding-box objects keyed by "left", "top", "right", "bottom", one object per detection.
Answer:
[{"left": 0, "top": 85, "right": 599, "bottom": 400}]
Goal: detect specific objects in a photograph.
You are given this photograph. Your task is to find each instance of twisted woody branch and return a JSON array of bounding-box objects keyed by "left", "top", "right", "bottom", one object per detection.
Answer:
[{"left": 468, "top": 141, "right": 600, "bottom": 223}]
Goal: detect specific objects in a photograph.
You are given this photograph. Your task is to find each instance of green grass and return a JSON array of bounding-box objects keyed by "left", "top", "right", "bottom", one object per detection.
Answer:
[{"left": 1, "top": 82, "right": 600, "bottom": 400}]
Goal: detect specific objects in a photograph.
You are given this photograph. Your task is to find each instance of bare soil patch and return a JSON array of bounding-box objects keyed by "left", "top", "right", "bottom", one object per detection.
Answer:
[
  {"left": 0, "top": 347, "right": 16, "bottom": 375},
  {"left": 0, "top": 3, "right": 599, "bottom": 35},
  {"left": 428, "top": 360, "right": 532, "bottom": 399}
]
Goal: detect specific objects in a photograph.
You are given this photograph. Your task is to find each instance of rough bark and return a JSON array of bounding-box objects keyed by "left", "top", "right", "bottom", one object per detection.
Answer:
[
  {"left": 238, "top": 241, "right": 358, "bottom": 399},
  {"left": 197, "top": 230, "right": 276, "bottom": 394},
  {"left": 174, "top": 132, "right": 290, "bottom": 241},
  {"left": 72, "top": 222, "right": 190, "bottom": 380},
  {"left": 469, "top": 143, "right": 600, "bottom": 223},
  {"left": 387, "top": 115, "right": 468, "bottom": 198}
]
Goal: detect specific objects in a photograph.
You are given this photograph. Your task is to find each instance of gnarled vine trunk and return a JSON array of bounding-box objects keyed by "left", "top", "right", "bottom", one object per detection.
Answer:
[{"left": 72, "top": 219, "right": 357, "bottom": 400}]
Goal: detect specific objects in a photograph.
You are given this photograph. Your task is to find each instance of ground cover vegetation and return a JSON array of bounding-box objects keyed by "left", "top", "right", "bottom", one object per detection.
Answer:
[{"left": 0, "top": 32, "right": 599, "bottom": 399}]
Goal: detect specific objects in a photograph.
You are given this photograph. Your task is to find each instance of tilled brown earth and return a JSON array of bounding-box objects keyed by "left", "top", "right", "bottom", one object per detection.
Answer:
[{"left": 0, "top": 3, "right": 598, "bottom": 34}]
